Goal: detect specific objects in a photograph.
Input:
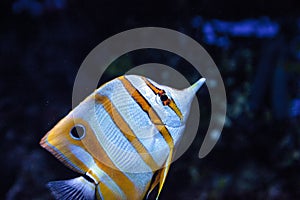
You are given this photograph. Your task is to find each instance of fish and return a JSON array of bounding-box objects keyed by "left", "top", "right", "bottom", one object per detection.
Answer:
[{"left": 40, "top": 74, "right": 205, "bottom": 200}]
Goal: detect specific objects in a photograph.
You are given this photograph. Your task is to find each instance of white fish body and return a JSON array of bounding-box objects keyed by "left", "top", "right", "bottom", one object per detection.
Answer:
[{"left": 40, "top": 74, "right": 205, "bottom": 200}]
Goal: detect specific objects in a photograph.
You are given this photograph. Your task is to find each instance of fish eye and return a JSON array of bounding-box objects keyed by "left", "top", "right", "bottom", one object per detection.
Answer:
[{"left": 70, "top": 124, "right": 86, "bottom": 140}]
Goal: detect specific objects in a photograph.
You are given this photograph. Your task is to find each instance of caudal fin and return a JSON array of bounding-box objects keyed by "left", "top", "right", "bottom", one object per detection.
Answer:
[{"left": 47, "top": 176, "right": 95, "bottom": 200}]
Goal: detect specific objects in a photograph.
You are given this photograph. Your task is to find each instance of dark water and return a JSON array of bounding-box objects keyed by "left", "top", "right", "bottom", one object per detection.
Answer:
[{"left": 1, "top": 1, "right": 300, "bottom": 199}]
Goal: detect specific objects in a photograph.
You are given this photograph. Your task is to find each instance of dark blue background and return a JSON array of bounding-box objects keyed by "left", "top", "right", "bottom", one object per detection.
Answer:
[{"left": 1, "top": 0, "right": 300, "bottom": 199}]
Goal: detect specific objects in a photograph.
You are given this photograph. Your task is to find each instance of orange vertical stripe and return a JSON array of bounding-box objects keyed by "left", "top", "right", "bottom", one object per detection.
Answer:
[
  {"left": 119, "top": 76, "right": 174, "bottom": 149},
  {"left": 96, "top": 182, "right": 123, "bottom": 200},
  {"left": 143, "top": 77, "right": 183, "bottom": 121},
  {"left": 75, "top": 118, "right": 141, "bottom": 199},
  {"left": 94, "top": 94, "right": 160, "bottom": 171},
  {"left": 42, "top": 115, "right": 140, "bottom": 199}
]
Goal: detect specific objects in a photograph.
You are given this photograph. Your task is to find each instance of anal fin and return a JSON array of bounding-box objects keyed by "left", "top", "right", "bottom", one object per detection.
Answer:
[
  {"left": 145, "top": 170, "right": 161, "bottom": 199},
  {"left": 47, "top": 176, "right": 95, "bottom": 200},
  {"left": 146, "top": 148, "right": 173, "bottom": 200}
]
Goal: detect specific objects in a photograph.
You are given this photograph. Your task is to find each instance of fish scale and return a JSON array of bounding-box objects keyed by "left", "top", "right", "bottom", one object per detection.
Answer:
[{"left": 40, "top": 74, "right": 205, "bottom": 200}]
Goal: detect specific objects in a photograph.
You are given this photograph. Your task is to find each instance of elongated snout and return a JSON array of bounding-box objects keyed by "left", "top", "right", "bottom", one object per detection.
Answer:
[
  {"left": 169, "top": 77, "right": 205, "bottom": 124},
  {"left": 187, "top": 78, "right": 206, "bottom": 96}
]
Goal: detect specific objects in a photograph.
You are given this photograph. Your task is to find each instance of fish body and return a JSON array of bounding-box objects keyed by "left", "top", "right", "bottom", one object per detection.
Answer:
[{"left": 40, "top": 75, "right": 205, "bottom": 200}]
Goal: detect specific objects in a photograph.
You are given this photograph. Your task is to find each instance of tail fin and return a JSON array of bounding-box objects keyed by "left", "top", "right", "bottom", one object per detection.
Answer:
[{"left": 47, "top": 176, "right": 95, "bottom": 200}]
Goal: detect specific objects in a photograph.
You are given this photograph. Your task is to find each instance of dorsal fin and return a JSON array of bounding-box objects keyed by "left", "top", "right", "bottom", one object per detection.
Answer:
[{"left": 47, "top": 176, "right": 95, "bottom": 200}]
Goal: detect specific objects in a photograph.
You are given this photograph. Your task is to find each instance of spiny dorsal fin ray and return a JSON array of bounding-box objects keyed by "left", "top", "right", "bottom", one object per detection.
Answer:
[{"left": 47, "top": 176, "right": 95, "bottom": 200}]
